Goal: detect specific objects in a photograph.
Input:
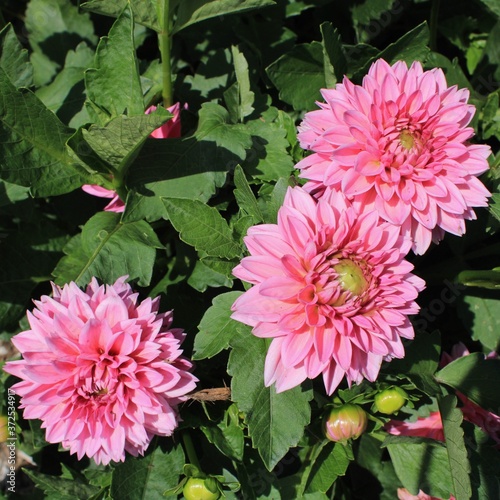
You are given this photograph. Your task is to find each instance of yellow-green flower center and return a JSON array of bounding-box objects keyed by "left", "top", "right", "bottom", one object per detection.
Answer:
[
  {"left": 333, "top": 259, "right": 369, "bottom": 296},
  {"left": 399, "top": 129, "right": 415, "bottom": 150}
]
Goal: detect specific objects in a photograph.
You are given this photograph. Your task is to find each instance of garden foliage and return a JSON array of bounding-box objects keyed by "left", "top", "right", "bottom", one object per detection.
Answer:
[{"left": 1, "top": 0, "right": 500, "bottom": 498}]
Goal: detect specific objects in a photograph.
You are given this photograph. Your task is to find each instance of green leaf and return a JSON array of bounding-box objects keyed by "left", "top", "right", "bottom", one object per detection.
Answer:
[
  {"left": 386, "top": 438, "right": 454, "bottom": 498},
  {"left": 228, "top": 333, "right": 313, "bottom": 470},
  {"left": 481, "top": 93, "right": 500, "bottom": 142},
  {"left": 110, "top": 441, "right": 184, "bottom": 500},
  {"left": 201, "top": 404, "right": 245, "bottom": 461},
  {"left": 25, "top": 0, "right": 97, "bottom": 86},
  {"left": 23, "top": 470, "right": 100, "bottom": 500},
  {"left": 187, "top": 259, "right": 233, "bottom": 292},
  {"left": 172, "top": 0, "right": 276, "bottom": 34},
  {"left": 85, "top": 5, "right": 144, "bottom": 124},
  {"left": 0, "top": 220, "right": 68, "bottom": 330},
  {"left": 377, "top": 21, "right": 430, "bottom": 64},
  {"left": 384, "top": 331, "right": 441, "bottom": 396},
  {"left": 35, "top": 42, "right": 94, "bottom": 129},
  {"left": 0, "top": 24, "right": 33, "bottom": 87},
  {"left": 0, "top": 179, "right": 30, "bottom": 206},
  {"left": 81, "top": 0, "right": 160, "bottom": 32},
  {"left": 320, "top": 22, "right": 347, "bottom": 87},
  {"left": 490, "top": 192, "right": 500, "bottom": 222},
  {"left": 351, "top": 0, "right": 400, "bottom": 43},
  {"left": 52, "top": 212, "right": 162, "bottom": 287},
  {"left": 305, "top": 442, "right": 351, "bottom": 494},
  {"left": 75, "top": 109, "right": 173, "bottom": 175},
  {"left": 457, "top": 270, "right": 500, "bottom": 289},
  {"left": 435, "top": 352, "right": 500, "bottom": 413},
  {"left": 468, "top": 426, "right": 500, "bottom": 499},
  {"left": 478, "top": 0, "right": 500, "bottom": 17},
  {"left": 232, "top": 214, "right": 255, "bottom": 244},
  {"left": 201, "top": 257, "right": 239, "bottom": 280},
  {"left": 162, "top": 198, "right": 242, "bottom": 259},
  {"left": 357, "top": 434, "right": 401, "bottom": 499},
  {"left": 233, "top": 165, "right": 264, "bottom": 224},
  {"left": 458, "top": 293, "right": 500, "bottom": 351},
  {"left": 438, "top": 395, "right": 471, "bottom": 500},
  {"left": 241, "top": 112, "right": 295, "bottom": 182},
  {"left": 266, "top": 42, "right": 325, "bottom": 111},
  {"left": 353, "top": 22, "right": 430, "bottom": 80},
  {"left": 123, "top": 137, "right": 232, "bottom": 223},
  {"left": 226, "top": 46, "right": 255, "bottom": 122},
  {"left": 179, "top": 48, "right": 232, "bottom": 109},
  {"left": 266, "top": 177, "right": 290, "bottom": 223},
  {"left": 425, "top": 52, "right": 473, "bottom": 91},
  {"left": 195, "top": 102, "right": 253, "bottom": 160},
  {"left": 0, "top": 69, "right": 89, "bottom": 196},
  {"left": 193, "top": 291, "right": 243, "bottom": 360}
]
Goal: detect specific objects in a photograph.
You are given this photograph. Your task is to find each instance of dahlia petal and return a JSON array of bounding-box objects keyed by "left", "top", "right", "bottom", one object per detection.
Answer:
[
  {"left": 341, "top": 168, "right": 373, "bottom": 195},
  {"left": 333, "top": 334, "right": 352, "bottom": 370},
  {"left": 279, "top": 211, "right": 314, "bottom": 252},
  {"left": 95, "top": 297, "right": 130, "bottom": 328},
  {"left": 355, "top": 151, "right": 384, "bottom": 176},
  {"left": 280, "top": 332, "right": 314, "bottom": 368},
  {"left": 363, "top": 352, "right": 383, "bottom": 381},
  {"left": 264, "top": 338, "right": 308, "bottom": 391},
  {"left": 260, "top": 277, "right": 303, "bottom": 300},
  {"left": 438, "top": 210, "right": 466, "bottom": 236},
  {"left": 314, "top": 326, "right": 335, "bottom": 363},
  {"left": 82, "top": 185, "right": 115, "bottom": 198},
  {"left": 376, "top": 194, "right": 411, "bottom": 226},
  {"left": 322, "top": 362, "right": 346, "bottom": 395},
  {"left": 251, "top": 323, "right": 281, "bottom": 339}
]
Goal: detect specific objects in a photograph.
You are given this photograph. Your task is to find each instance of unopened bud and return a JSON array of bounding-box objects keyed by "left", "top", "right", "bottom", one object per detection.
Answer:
[
  {"left": 374, "top": 387, "right": 408, "bottom": 415},
  {"left": 324, "top": 403, "right": 368, "bottom": 443}
]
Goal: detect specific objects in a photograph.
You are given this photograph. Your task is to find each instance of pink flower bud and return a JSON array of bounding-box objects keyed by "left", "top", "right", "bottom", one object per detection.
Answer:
[{"left": 324, "top": 403, "right": 368, "bottom": 443}]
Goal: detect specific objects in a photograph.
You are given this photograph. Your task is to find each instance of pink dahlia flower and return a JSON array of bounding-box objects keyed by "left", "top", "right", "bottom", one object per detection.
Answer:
[
  {"left": 145, "top": 102, "right": 186, "bottom": 139},
  {"left": 3, "top": 277, "right": 197, "bottom": 465},
  {"left": 82, "top": 102, "right": 185, "bottom": 213},
  {"left": 231, "top": 186, "right": 425, "bottom": 394},
  {"left": 81, "top": 184, "right": 125, "bottom": 213},
  {"left": 441, "top": 343, "right": 500, "bottom": 445},
  {"left": 385, "top": 411, "right": 445, "bottom": 442},
  {"left": 398, "top": 488, "right": 455, "bottom": 500},
  {"left": 297, "top": 59, "right": 491, "bottom": 254}
]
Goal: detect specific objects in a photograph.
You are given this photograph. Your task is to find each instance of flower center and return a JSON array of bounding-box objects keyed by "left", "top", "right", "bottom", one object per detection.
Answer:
[
  {"left": 399, "top": 129, "right": 414, "bottom": 150},
  {"left": 333, "top": 259, "right": 369, "bottom": 296}
]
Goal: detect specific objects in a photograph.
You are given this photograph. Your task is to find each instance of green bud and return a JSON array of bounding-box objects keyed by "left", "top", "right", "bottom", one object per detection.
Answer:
[
  {"left": 183, "top": 477, "right": 221, "bottom": 500},
  {"left": 374, "top": 387, "right": 408, "bottom": 415}
]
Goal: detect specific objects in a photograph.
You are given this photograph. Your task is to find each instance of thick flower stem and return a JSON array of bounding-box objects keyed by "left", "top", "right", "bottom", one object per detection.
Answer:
[
  {"left": 158, "top": 0, "right": 173, "bottom": 107},
  {"left": 182, "top": 431, "right": 202, "bottom": 471},
  {"left": 429, "top": 0, "right": 440, "bottom": 52}
]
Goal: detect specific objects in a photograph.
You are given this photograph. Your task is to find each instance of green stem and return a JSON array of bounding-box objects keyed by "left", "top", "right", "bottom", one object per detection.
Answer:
[
  {"left": 182, "top": 431, "right": 202, "bottom": 471},
  {"left": 159, "top": 0, "right": 173, "bottom": 107},
  {"left": 429, "top": 0, "right": 440, "bottom": 52}
]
